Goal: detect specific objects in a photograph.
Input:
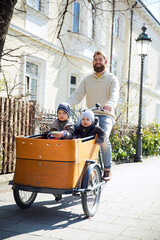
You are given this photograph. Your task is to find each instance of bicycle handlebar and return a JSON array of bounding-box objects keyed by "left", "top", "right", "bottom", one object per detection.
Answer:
[
  {"left": 72, "top": 103, "right": 104, "bottom": 113},
  {"left": 70, "top": 103, "right": 104, "bottom": 123},
  {"left": 89, "top": 103, "right": 104, "bottom": 112}
]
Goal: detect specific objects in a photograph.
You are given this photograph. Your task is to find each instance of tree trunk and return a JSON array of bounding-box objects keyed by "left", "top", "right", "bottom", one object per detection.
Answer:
[{"left": 0, "top": 0, "right": 17, "bottom": 68}]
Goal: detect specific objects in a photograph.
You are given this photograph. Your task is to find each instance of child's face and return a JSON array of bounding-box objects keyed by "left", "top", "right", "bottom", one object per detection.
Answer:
[
  {"left": 81, "top": 117, "right": 92, "bottom": 127},
  {"left": 58, "top": 110, "right": 68, "bottom": 121}
]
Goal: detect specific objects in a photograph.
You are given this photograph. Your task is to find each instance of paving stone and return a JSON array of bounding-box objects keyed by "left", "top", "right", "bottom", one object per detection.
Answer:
[{"left": 0, "top": 157, "right": 160, "bottom": 240}]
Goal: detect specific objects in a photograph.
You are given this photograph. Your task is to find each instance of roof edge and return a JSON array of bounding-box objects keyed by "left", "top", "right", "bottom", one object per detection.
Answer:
[{"left": 136, "top": 0, "right": 160, "bottom": 26}]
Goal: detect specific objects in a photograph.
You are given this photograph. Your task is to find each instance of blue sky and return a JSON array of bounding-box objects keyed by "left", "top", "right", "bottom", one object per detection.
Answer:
[{"left": 143, "top": 0, "right": 160, "bottom": 21}]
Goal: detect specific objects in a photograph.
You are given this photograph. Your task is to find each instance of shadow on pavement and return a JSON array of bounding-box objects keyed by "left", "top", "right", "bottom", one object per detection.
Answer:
[{"left": 0, "top": 193, "right": 88, "bottom": 239}]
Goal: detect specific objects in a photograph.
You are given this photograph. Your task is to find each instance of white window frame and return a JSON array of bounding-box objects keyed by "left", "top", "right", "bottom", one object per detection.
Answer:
[
  {"left": 88, "top": 2, "right": 96, "bottom": 39},
  {"left": 156, "top": 55, "right": 160, "bottom": 90},
  {"left": 143, "top": 57, "right": 149, "bottom": 84},
  {"left": 156, "top": 104, "right": 160, "bottom": 124},
  {"left": 111, "top": 58, "right": 118, "bottom": 76},
  {"left": 111, "top": 54, "right": 123, "bottom": 84},
  {"left": 69, "top": 75, "right": 77, "bottom": 96},
  {"left": 113, "top": 15, "right": 120, "bottom": 38},
  {"left": 113, "top": 14, "right": 125, "bottom": 40},
  {"left": 25, "top": 61, "right": 39, "bottom": 101},
  {"left": 142, "top": 97, "right": 147, "bottom": 125},
  {"left": 27, "top": 0, "right": 49, "bottom": 16},
  {"left": 23, "top": 56, "right": 46, "bottom": 108},
  {"left": 27, "top": 0, "right": 41, "bottom": 12},
  {"left": 68, "top": 73, "right": 86, "bottom": 109}
]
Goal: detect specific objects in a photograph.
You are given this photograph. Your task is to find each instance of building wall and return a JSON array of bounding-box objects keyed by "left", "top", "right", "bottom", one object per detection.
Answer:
[{"left": 126, "top": 1, "right": 160, "bottom": 125}]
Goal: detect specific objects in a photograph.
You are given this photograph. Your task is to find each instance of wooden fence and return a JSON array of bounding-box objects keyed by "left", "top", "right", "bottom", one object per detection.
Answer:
[
  {"left": 0, "top": 98, "right": 36, "bottom": 174},
  {"left": 0, "top": 97, "right": 56, "bottom": 174}
]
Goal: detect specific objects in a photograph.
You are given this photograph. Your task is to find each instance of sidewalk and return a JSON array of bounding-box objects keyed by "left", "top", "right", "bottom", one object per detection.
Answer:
[
  {"left": 0, "top": 173, "right": 14, "bottom": 193},
  {"left": 0, "top": 156, "right": 160, "bottom": 240}
]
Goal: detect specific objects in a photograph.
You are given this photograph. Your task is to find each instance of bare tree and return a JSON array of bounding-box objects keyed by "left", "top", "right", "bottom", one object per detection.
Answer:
[{"left": 0, "top": 0, "right": 18, "bottom": 69}]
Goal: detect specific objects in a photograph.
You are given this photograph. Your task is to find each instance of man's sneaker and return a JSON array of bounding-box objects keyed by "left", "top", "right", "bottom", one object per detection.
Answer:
[{"left": 102, "top": 169, "right": 111, "bottom": 182}]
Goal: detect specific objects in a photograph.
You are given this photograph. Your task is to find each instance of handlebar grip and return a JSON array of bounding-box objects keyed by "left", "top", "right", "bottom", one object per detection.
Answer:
[{"left": 95, "top": 103, "right": 101, "bottom": 108}]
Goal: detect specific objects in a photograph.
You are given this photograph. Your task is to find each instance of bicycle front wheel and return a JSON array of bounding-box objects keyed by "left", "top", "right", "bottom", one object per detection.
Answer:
[{"left": 82, "top": 165, "right": 101, "bottom": 217}]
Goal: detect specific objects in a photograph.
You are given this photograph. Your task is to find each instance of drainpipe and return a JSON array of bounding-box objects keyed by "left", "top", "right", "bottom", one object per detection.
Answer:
[
  {"left": 110, "top": 0, "right": 115, "bottom": 73},
  {"left": 126, "top": 2, "right": 137, "bottom": 124}
]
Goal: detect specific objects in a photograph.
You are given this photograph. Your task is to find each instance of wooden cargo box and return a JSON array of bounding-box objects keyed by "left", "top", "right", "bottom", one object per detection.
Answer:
[{"left": 14, "top": 136, "right": 99, "bottom": 189}]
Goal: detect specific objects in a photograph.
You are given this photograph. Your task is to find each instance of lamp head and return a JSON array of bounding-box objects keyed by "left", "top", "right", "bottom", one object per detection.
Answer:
[{"left": 136, "top": 24, "right": 152, "bottom": 56}]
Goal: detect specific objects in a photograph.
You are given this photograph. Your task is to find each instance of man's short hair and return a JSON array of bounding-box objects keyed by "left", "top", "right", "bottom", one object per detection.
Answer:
[{"left": 93, "top": 51, "right": 106, "bottom": 60}]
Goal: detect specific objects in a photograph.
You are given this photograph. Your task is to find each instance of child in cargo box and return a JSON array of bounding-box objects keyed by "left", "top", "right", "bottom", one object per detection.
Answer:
[
  {"left": 47, "top": 102, "right": 74, "bottom": 139},
  {"left": 74, "top": 110, "right": 105, "bottom": 145}
]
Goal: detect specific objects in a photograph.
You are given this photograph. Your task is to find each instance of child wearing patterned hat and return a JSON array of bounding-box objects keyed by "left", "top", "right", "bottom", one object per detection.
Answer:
[
  {"left": 74, "top": 110, "right": 105, "bottom": 145},
  {"left": 48, "top": 102, "right": 74, "bottom": 139}
]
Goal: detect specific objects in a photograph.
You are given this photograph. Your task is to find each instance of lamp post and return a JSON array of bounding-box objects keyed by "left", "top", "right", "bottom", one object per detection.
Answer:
[{"left": 135, "top": 24, "right": 152, "bottom": 162}]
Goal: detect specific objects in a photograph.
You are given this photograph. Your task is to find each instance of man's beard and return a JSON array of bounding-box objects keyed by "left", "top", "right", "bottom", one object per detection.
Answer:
[{"left": 93, "top": 64, "right": 105, "bottom": 73}]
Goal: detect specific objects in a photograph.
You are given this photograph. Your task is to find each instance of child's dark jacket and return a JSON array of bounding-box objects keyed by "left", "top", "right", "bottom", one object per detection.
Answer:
[
  {"left": 49, "top": 118, "right": 74, "bottom": 139},
  {"left": 74, "top": 124, "right": 105, "bottom": 144}
]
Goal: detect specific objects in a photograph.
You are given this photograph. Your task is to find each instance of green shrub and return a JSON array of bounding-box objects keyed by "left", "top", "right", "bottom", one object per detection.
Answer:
[
  {"left": 142, "top": 124, "right": 160, "bottom": 156},
  {"left": 110, "top": 123, "right": 160, "bottom": 163}
]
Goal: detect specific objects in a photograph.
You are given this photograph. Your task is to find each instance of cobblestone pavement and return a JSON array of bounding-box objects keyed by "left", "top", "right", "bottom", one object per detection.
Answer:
[{"left": 0, "top": 156, "right": 160, "bottom": 240}]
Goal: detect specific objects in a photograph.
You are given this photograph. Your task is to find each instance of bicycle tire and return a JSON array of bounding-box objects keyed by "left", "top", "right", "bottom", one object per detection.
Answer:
[
  {"left": 13, "top": 189, "right": 37, "bottom": 209},
  {"left": 82, "top": 164, "right": 101, "bottom": 217}
]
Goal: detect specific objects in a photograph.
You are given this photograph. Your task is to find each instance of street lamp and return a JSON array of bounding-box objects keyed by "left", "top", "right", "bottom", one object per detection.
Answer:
[{"left": 135, "top": 24, "right": 152, "bottom": 162}]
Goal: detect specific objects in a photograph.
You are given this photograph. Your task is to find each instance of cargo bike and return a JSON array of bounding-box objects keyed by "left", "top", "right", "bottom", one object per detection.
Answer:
[{"left": 12, "top": 105, "right": 106, "bottom": 217}]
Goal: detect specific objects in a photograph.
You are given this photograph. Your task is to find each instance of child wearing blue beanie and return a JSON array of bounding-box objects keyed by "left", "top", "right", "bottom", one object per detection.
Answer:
[
  {"left": 48, "top": 102, "right": 74, "bottom": 139},
  {"left": 74, "top": 110, "right": 105, "bottom": 145}
]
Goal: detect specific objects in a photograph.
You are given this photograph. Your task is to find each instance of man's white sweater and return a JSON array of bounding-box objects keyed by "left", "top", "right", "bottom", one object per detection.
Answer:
[{"left": 67, "top": 71, "right": 119, "bottom": 119}]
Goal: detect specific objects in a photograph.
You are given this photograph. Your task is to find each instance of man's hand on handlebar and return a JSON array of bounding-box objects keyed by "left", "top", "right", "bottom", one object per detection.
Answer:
[
  {"left": 103, "top": 105, "right": 112, "bottom": 112},
  {"left": 91, "top": 103, "right": 112, "bottom": 112}
]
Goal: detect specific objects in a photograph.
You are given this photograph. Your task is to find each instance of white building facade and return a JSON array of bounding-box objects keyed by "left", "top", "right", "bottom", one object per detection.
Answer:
[{"left": 1, "top": 0, "right": 160, "bottom": 125}]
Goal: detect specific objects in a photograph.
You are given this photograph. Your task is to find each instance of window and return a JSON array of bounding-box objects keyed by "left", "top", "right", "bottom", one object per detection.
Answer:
[
  {"left": 142, "top": 97, "right": 147, "bottom": 125},
  {"left": 113, "top": 15, "right": 120, "bottom": 38},
  {"left": 88, "top": 3, "right": 96, "bottom": 39},
  {"left": 111, "top": 59, "right": 118, "bottom": 76},
  {"left": 69, "top": 76, "right": 77, "bottom": 95},
  {"left": 143, "top": 57, "right": 149, "bottom": 84},
  {"left": 27, "top": 0, "right": 41, "bottom": 11},
  {"left": 25, "top": 61, "right": 39, "bottom": 101},
  {"left": 156, "top": 55, "right": 160, "bottom": 90},
  {"left": 156, "top": 104, "right": 160, "bottom": 124},
  {"left": 113, "top": 14, "right": 125, "bottom": 40},
  {"left": 73, "top": 2, "right": 80, "bottom": 33}
]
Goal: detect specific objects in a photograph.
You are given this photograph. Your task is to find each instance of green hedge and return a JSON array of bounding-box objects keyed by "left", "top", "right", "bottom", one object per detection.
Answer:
[{"left": 110, "top": 123, "right": 160, "bottom": 163}]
